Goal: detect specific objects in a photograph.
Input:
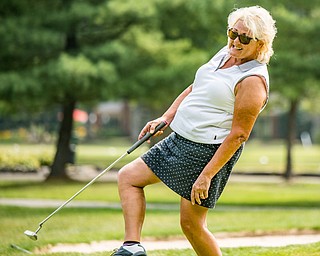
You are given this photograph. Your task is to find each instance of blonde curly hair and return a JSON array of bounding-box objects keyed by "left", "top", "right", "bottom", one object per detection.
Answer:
[{"left": 227, "top": 6, "right": 277, "bottom": 64}]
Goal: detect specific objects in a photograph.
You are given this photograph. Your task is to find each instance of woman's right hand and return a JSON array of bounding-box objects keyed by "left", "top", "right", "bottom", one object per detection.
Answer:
[{"left": 138, "top": 118, "right": 168, "bottom": 142}]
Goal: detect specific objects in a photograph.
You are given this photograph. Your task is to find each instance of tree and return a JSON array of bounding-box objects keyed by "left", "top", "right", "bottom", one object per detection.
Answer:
[
  {"left": 111, "top": 0, "right": 233, "bottom": 109},
  {"left": 0, "top": 0, "right": 228, "bottom": 179},
  {"left": 269, "top": 3, "right": 320, "bottom": 179},
  {"left": 0, "top": 0, "right": 152, "bottom": 179},
  {"left": 3, "top": 0, "right": 318, "bottom": 181}
]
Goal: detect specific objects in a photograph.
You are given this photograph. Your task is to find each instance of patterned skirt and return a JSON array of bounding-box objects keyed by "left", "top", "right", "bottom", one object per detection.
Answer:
[{"left": 141, "top": 132, "right": 243, "bottom": 208}]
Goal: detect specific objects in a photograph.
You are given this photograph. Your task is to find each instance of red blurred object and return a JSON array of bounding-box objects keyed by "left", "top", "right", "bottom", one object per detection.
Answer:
[{"left": 73, "top": 109, "right": 88, "bottom": 123}]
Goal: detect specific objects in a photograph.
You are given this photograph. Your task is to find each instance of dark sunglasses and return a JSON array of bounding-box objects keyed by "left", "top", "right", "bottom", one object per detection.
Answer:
[{"left": 228, "top": 28, "right": 254, "bottom": 45}]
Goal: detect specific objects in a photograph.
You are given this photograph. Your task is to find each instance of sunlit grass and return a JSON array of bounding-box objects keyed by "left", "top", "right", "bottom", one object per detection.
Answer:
[
  {"left": 1, "top": 205, "right": 320, "bottom": 256},
  {"left": 235, "top": 140, "right": 320, "bottom": 174},
  {"left": 1, "top": 181, "right": 320, "bottom": 207},
  {"left": 6, "top": 243, "right": 320, "bottom": 256},
  {"left": 1, "top": 178, "right": 320, "bottom": 255},
  {"left": 0, "top": 139, "right": 319, "bottom": 173},
  {"left": 1, "top": 139, "right": 320, "bottom": 255}
]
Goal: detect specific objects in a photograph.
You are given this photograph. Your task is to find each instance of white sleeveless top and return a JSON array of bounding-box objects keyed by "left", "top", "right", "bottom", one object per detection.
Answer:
[{"left": 170, "top": 46, "right": 269, "bottom": 144}]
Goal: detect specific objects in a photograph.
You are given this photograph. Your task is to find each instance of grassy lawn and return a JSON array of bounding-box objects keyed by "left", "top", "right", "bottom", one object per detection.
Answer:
[
  {"left": 1, "top": 204, "right": 320, "bottom": 256},
  {"left": 1, "top": 179, "right": 320, "bottom": 255},
  {"left": 1, "top": 180, "right": 320, "bottom": 207},
  {"left": 1, "top": 139, "right": 320, "bottom": 255},
  {"left": 234, "top": 140, "right": 320, "bottom": 174},
  {"left": 0, "top": 138, "right": 149, "bottom": 171},
  {"left": 0, "top": 138, "right": 319, "bottom": 174}
]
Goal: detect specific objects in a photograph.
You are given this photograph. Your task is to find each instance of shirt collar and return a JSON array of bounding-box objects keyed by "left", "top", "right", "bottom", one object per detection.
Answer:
[
  {"left": 220, "top": 53, "right": 264, "bottom": 72},
  {"left": 238, "top": 59, "right": 264, "bottom": 72}
]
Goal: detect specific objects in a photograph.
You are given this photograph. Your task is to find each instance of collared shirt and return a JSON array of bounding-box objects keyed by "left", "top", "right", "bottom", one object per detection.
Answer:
[{"left": 170, "top": 46, "right": 269, "bottom": 144}]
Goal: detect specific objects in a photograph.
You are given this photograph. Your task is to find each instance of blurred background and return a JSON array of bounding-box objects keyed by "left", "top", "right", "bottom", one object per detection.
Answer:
[{"left": 0, "top": 0, "right": 319, "bottom": 180}]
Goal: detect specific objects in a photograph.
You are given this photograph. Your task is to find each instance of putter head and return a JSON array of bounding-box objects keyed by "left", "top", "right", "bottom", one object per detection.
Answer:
[{"left": 24, "top": 230, "right": 38, "bottom": 240}]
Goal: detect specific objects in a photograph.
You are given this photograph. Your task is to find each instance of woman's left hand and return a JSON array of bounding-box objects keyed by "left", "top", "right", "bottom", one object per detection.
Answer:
[{"left": 191, "top": 174, "right": 211, "bottom": 205}]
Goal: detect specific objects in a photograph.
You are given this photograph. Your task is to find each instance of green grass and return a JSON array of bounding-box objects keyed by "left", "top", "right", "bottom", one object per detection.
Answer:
[
  {"left": 1, "top": 181, "right": 320, "bottom": 207},
  {"left": 0, "top": 139, "right": 319, "bottom": 173},
  {"left": 219, "top": 182, "right": 320, "bottom": 207},
  {"left": 5, "top": 244, "right": 320, "bottom": 256},
  {"left": 1, "top": 179, "right": 320, "bottom": 255},
  {"left": 0, "top": 138, "right": 149, "bottom": 170},
  {"left": 1, "top": 138, "right": 320, "bottom": 255},
  {"left": 235, "top": 140, "right": 320, "bottom": 174},
  {"left": 1, "top": 204, "right": 320, "bottom": 255},
  {"left": 76, "top": 138, "right": 151, "bottom": 168},
  {"left": 222, "top": 243, "right": 320, "bottom": 256}
]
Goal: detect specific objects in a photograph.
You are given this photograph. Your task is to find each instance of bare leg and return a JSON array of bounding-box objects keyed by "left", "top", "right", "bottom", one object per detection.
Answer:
[
  {"left": 117, "top": 158, "right": 160, "bottom": 242},
  {"left": 180, "top": 198, "right": 222, "bottom": 256}
]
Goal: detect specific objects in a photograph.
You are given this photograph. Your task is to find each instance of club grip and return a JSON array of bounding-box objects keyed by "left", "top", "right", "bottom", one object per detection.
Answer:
[{"left": 127, "top": 121, "right": 167, "bottom": 154}]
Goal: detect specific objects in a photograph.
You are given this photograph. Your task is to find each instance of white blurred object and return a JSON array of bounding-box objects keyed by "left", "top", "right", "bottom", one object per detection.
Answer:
[{"left": 300, "top": 131, "right": 312, "bottom": 147}]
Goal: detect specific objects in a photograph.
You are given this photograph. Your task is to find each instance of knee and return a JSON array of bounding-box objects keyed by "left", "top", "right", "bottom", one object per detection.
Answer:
[
  {"left": 117, "top": 160, "right": 146, "bottom": 188},
  {"left": 117, "top": 164, "right": 133, "bottom": 185},
  {"left": 117, "top": 158, "right": 158, "bottom": 190},
  {"left": 180, "top": 215, "right": 202, "bottom": 236}
]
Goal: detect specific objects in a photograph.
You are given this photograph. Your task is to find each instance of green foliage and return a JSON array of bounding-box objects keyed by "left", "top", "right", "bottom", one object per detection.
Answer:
[
  {"left": 1, "top": 0, "right": 320, "bottom": 178},
  {"left": 115, "top": 27, "right": 208, "bottom": 108},
  {"left": 1, "top": 0, "right": 319, "bottom": 111},
  {"left": 0, "top": 0, "right": 233, "bottom": 114},
  {"left": 270, "top": 2, "right": 320, "bottom": 101},
  {"left": 0, "top": 143, "right": 53, "bottom": 173},
  {"left": 0, "top": 152, "right": 51, "bottom": 173},
  {"left": 0, "top": 71, "right": 42, "bottom": 113},
  {"left": 34, "top": 53, "right": 118, "bottom": 104}
]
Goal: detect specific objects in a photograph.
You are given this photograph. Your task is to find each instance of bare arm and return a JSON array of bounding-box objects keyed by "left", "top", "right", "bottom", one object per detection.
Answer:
[
  {"left": 138, "top": 84, "right": 193, "bottom": 140},
  {"left": 191, "top": 76, "right": 267, "bottom": 205}
]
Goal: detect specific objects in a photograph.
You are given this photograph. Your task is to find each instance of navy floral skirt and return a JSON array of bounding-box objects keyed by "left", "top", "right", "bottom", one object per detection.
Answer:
[{"left": 141, "top": 132, "right": 243, "bottom": 208}]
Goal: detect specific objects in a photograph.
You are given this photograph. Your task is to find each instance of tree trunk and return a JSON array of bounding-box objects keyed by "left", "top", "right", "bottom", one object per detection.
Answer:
[
  {"left": 47, "top": 100, "right": 76, "bottom": 180},
  {"left": 284, "top": 99, "right": 299, "bottom": 181}
]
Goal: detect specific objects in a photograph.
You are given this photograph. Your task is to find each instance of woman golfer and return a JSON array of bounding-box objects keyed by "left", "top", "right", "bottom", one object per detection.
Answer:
[{"left": 112, "top": 5, "right": 277, "bottom": 256}]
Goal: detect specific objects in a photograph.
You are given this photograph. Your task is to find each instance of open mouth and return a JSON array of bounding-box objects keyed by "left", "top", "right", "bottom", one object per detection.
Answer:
[{"left": 233, "top": 45, "right": 243, "bottom": 50}]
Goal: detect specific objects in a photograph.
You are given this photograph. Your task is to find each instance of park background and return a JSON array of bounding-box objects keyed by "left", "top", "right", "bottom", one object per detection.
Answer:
[{"left": 0, "top": 0, "right": 320, "bottom": 255}]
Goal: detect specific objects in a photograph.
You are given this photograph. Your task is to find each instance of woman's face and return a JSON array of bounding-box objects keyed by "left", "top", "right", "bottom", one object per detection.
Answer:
[{"left": 228, "top": 20, "right": 262, "bottom": 62}]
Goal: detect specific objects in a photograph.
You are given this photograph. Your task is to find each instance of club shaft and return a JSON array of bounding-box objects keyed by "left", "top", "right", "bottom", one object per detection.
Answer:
[
  {"left": 10, "top": 244, "right": 33, "bottom": 254},
  {"left": 35, "top": 121, "right": 167, "bottom": 232},
  {"left": 38, "top": 152, "right": 128, "bottom": 227}
]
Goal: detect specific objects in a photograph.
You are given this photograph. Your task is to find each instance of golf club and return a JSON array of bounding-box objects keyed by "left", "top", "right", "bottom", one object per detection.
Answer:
[
  {"left": 24, "top": 121, "right": 167, "bottom": 241},
  {"left": 10, "top": 244, "right": 33, "bottom": 254}
]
